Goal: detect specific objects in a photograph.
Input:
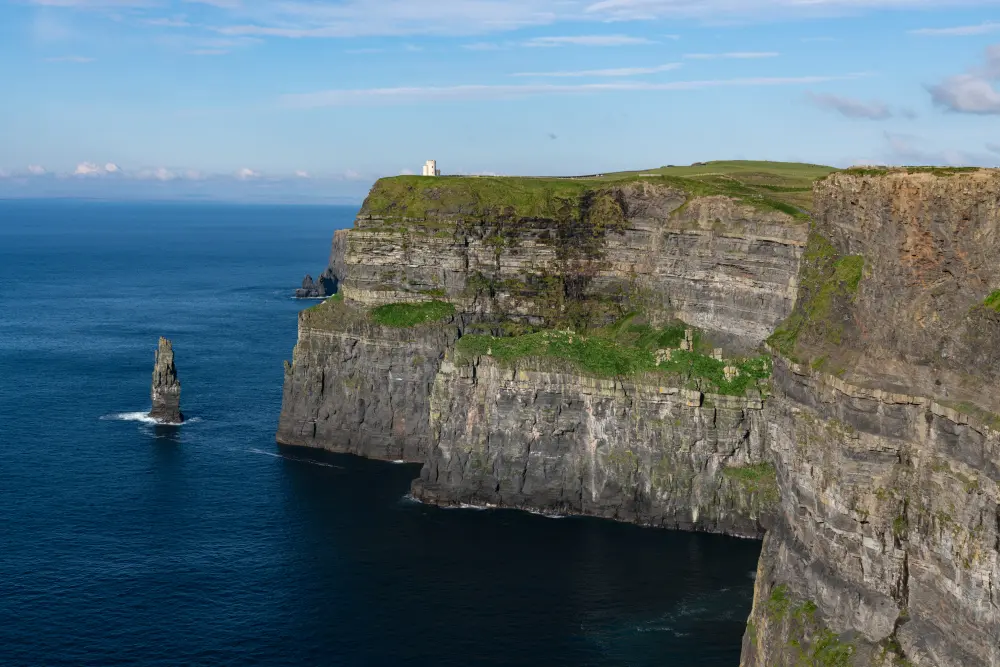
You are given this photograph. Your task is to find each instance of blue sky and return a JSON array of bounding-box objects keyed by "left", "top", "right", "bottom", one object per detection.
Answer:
[{"left": 2, "top": 0, "right": 1000, "bottom": 202}]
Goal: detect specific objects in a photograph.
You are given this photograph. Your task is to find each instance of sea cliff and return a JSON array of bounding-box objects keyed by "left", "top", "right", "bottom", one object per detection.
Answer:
[{"left": 277, "top": 163, "right": 1000, "bottom": 666}]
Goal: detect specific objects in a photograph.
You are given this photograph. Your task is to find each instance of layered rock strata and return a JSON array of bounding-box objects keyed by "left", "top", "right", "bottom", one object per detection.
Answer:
[
  {"left": 278, "top": 176, "right": 807, "bottom": 470},
  {"left": 412, "top": 354, "right": 777, "bottom": 536},
  {"left": 741, "top": 169, "right": 1000, "bottom": 667},
  {"left": 278, "top": 167, "right": 1000, "bottom": 666},
  {"left": 277, "top": 297, "right": 461, "bottom": 462},
  {"left": 149, "top": 336, "right": 183, "bottom": 424}
]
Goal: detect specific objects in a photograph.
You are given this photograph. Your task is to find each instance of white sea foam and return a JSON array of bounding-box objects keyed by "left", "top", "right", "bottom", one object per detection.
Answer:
[
  {"left": 100, "top": 411, "right": 197, "bottom": 426},
  {"left": 391, "top": 460, "right": 406, "bottom": 464},
  {"left": 248, "top": 448, "right": 343, "bottom": 469}
]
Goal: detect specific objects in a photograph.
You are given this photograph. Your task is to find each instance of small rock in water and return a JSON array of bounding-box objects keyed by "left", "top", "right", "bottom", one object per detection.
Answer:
[
  {"left": 148, "top": 337, "right": 183, "bottom": 424},
  {"left": 295, "top": 268, "right": 338, "bottom": 298}
]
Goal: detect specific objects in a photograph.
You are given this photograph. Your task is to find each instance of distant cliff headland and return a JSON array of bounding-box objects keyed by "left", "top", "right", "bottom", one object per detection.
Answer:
[{"left": 278, "top": 161, "right": 1000, "bottom": 667}]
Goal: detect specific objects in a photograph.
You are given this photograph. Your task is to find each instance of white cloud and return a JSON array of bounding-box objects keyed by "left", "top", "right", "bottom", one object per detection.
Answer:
[
  {"left": 513, "top": 63, "right": 681, "bottom": 77},
  {"left": 806, "top": 92, "right": 896, "bottom": 119},
  {"left": 928, "top": 45, "right": 1000, "bottom": 114},
  {"left": 524, "top": 34, "right": 654, "bottom": 47},
  {"left": 910, "top": 22, "right": 1000, "bottom": 36},
  {"left": 27, "top": 165, "right": 46, "bottom": 175},
  {"left": 399, "top": 168, "right": 415, "bottom": 175},
  {"left": 73, "top": 161, "right": 120, "bottom": 176},
  {"left": 236, "top": 167, "right": 259, "bottom": 179},
  {"left": 684, "top": 52, "right": 779, "bottom": 60},
  {"left": 295, "top": 170, "right": 310, "bottom": 178},
  {"left": 280, "top": 72, "right": 868, "bottom": 108},
  {"left": 44, "top": 55, "right": 95, "bottom": 63},
  {"left": 343, "top": 169, "right": 363, "bottom": 180}
]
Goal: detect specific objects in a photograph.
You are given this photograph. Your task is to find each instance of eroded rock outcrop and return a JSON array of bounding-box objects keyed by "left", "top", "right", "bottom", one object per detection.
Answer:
[
  {"left": 295, "top": 268, "right": 338, "bottom": 298},
  {"left": 278, "top": 174, "right": 807, "bottom": 472},
  {"left": 278, "top": 166, "right": 1000, "bottom": 666},
  {"left": 277, "top": 296, "right": 461, "bottom": 461},
  {"left": 412, "top": 354, "right": 777, "bottom": 536},
  {"left": 742, "top": 169, "right": 1000, "bottom": 667},
  {"left": 149, "top": 336, "right": 183, "bottom": 424}
]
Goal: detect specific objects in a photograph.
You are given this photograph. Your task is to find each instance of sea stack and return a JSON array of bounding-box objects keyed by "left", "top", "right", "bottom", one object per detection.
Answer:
[{"left": 149, "top": 337, "right": 183, "bottom": 424}]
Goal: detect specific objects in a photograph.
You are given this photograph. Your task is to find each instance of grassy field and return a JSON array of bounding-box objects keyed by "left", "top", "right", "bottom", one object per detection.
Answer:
[
  {"left": 361, "top": 160, "right": 840, "bottom": 220},
  {"left": 454, "top": 315, "right": 772, "bottom": 396},
  {"left": 369, "top": 300, "right": 456, "bottom": 327}
]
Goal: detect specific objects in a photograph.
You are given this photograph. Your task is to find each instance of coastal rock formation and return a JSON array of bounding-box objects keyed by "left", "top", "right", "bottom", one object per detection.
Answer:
[
  {"left": 149, "top": 336, "right": 183, "bottom": 424},
  {"left": 742, "top": 169, "right": 1000, "bottom": 667},
  {"left": 278, "top": 173, "right": 809, "bottom": 464},
  {"left": 295, "top": 268, "right": 338, "bottom": 298},
  {"left": 278, "top": 164, "right": 1000, "bottom": 666},
  {"left": 277, "top": 296, "right": 460, "bottom": 462},
  {"left": 412, "top": 354, "right": 776, "bottom": 536}
]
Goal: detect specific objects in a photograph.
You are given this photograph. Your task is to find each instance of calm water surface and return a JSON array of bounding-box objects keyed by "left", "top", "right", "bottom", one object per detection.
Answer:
[{"left": 0, "top": 200, "right": 761, "bottom": 666}]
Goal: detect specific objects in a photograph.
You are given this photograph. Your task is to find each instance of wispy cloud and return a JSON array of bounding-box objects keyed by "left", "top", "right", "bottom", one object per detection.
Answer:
[
  {"left": 524, "top": 34, "right": 654, "bottom": 47},
  {"left": 910, "top": 22, "right": 1000, "bottom": 36},
  {"left": 280, "top": 72, "right": 867, "bottom": 108},
  {"left": 928, "top": 45, "right": 1000, "bottom": 115},
  {"left": 585, "top": 0, "right": 997, "bottom": 21},
  {"left": 142, "top": 17, "right": 191, "bottom": 28},
  {"left": 462, "top": 41, "right": 503, "bottom": 50},
  {"left": 27, "top": 165, "right": 46, "bottom": 175},
  {"left": 988, "top": 143, "right": 1000, "bottom": 154},
  {"left": 882, "top": 131, "right": 998, "bottom": 166},
  {"left": 805, "top": 92, "right": 913, "bottom": 120},
  {"left": 44, "top": 55, "right": 95, "bottom": 63},
  {"left": 512, "top": 63, "right": 681, "bottom": 77},
  {"left": 684, "top": 52, "right": 778, "bottom": 60},
  {"left": 236, "top": 167, "right": 260, "bottom": 180}
]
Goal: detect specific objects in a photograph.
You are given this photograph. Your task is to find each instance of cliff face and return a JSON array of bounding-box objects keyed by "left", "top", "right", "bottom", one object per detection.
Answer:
[
  {"left": 743, "top": 170, "right": 1000, "bottom": 667},
  {"left": 278, "top": 174, "right": 808, "bottom": 468},
  {"left": 276, "top": 296, "right": 460, "bottom": 461},
  {"left": 412, "top": 354, "right": 777, "bottom": 536},
  {"left": 343, "top": 180, "right": 806, "bottom": 352},
  {"left": 277, "top": 165, "right": 1000, "bottom": 666}
]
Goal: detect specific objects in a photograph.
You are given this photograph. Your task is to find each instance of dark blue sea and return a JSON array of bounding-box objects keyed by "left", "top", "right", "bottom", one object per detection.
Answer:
[{"left": 0, "top": 200, "right": 761, "bottom": 666}]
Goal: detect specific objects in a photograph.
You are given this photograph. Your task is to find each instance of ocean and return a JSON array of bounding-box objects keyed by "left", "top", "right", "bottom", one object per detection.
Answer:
[{"left": 0, "top": 200, "right": 761, "bottom": 666}]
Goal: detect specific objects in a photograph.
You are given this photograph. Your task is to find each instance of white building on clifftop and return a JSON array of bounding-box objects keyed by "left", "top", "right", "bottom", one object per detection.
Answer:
[{"left": 421, "top": 160, "right": 440, "bottom": 176}]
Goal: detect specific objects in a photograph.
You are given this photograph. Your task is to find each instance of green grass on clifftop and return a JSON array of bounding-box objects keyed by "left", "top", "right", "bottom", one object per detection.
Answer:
[
  {"left": 455, "top": 316, "right": 771, "bottom": 395},
  {"left": 360, "top": 160, "right": 837, "bottom": 222},
  {"left": 369, "top": 300, "right": 455, "bottom": 327}
]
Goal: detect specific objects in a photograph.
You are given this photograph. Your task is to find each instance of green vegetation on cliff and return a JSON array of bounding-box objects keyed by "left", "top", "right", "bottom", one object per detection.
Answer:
[
  {"left": 763, "top": 585, "right": 856, "bottom": 667},
  {"left": 360, "top": 160, "right": 836, "bottom": 224},
  {"left": 722, "top": 463, "right": 780, "bottom": 504},
  {"left": 370, "top": 300, "right": 456, "bottom": 327},
  {"left": 837, "top": 165, "right": 983, "bottom": 178},
  {"left": 767, "top": 232, "right": 864, "bottom": 362},
  {"left": 983, "top": 290, "right": 1000, "bottom": 313},
  {"left": 455, "top": 318, "right": 771, "bottom": 395}
]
